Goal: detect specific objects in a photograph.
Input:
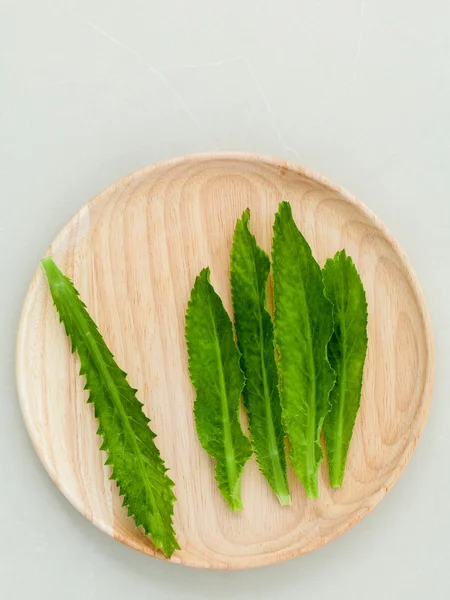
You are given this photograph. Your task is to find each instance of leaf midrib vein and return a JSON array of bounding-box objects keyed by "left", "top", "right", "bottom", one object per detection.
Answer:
[
  {"left": 246, "top": 236, "right": 287, "bottom": 498},
  {"left": 204, "top": 290, "right": 238, "bottom": 498},
  {"left": 284, "top": 218, "right": 317, "bottom": 480},
  {"left": 332, "top": 269, "right": 349, "bottom": 484}
]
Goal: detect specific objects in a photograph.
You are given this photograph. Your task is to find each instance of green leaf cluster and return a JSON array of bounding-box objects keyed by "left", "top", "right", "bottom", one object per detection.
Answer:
[
  {"left": 41, "top": 196, "right": 368, "bottom": 558},
  {"left": 186, "top": 202, "right": 368, "bottom": 505}
]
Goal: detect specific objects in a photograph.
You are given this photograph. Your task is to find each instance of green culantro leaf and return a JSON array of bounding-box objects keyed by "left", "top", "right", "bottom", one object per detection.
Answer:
[
  {"left": 185, "top": 267, "right": 252, "bottom": 511},
  {"left": 322, "top": 250, "right": 368, "bottom": 488},
  {"left": 230, "top": 209, "right": 290, "bottom": 505},
  {"left": 41, "top": 257, "right": 179, "bottom": 557},
  {"left": 272, "top": 202, "right": 335, "bottom": 498}
]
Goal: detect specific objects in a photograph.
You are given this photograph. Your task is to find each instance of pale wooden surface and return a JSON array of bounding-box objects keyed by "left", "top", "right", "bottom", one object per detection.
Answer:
[{"left": 16, "top": 154, "right": 434, "bottom": 569}]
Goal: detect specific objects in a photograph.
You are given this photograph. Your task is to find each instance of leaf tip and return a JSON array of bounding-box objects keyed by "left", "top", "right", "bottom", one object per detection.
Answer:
[
  {"left": 335, "top": 248, "right": 347, "bottom": 259},
  {"left": 41, "top": 255, "right": 53, "bottom": 267},
  {"left": 41, "top": 255, "right": 59, "bottom": 279},
  {"left": 198, "top": 266, "right": 211, "bottom": 282},
  {"left": 277, "top": 492, "right": 292, "bottom": 506},
  {"left": 228, "top": 498, "right": 244, "bottom": 512},
  {"left": 278, "top": 200, "right": 292, "bottom": 215},
  {"left": 241, "top": 207, "right": 250, "bottom": 224}
]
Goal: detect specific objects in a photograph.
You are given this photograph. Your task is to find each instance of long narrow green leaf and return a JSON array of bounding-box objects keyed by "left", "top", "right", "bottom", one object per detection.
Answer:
[
  {"left": 185, "top": 268, "right": 252, "bottom": 511},
  {"left": 322, "top": 250, "right": 368, "bottom": 487},
  {"left": 230, "top": 209, "right": 290, "bottom": 505},
  {"left": 272, "top": 202, "right": 335, "bottom": 498},
  {"left": 41, "top": 257, "right": 179, "bottom": 557}
]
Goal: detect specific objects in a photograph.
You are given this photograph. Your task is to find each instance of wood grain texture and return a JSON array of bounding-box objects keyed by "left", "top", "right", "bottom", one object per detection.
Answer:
[{"left": 16, "top": 153, "right": 434, "bottom": 569}]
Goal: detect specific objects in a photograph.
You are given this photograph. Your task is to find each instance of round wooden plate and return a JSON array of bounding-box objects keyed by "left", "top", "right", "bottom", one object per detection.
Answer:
[{"left": 16, "top": 153, "right": 434, "bottom": 569}]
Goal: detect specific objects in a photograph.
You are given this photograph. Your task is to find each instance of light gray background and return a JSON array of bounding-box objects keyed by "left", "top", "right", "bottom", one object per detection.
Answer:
[{"left": 1, "top": 1, "right": 448, "bottom": 598}]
